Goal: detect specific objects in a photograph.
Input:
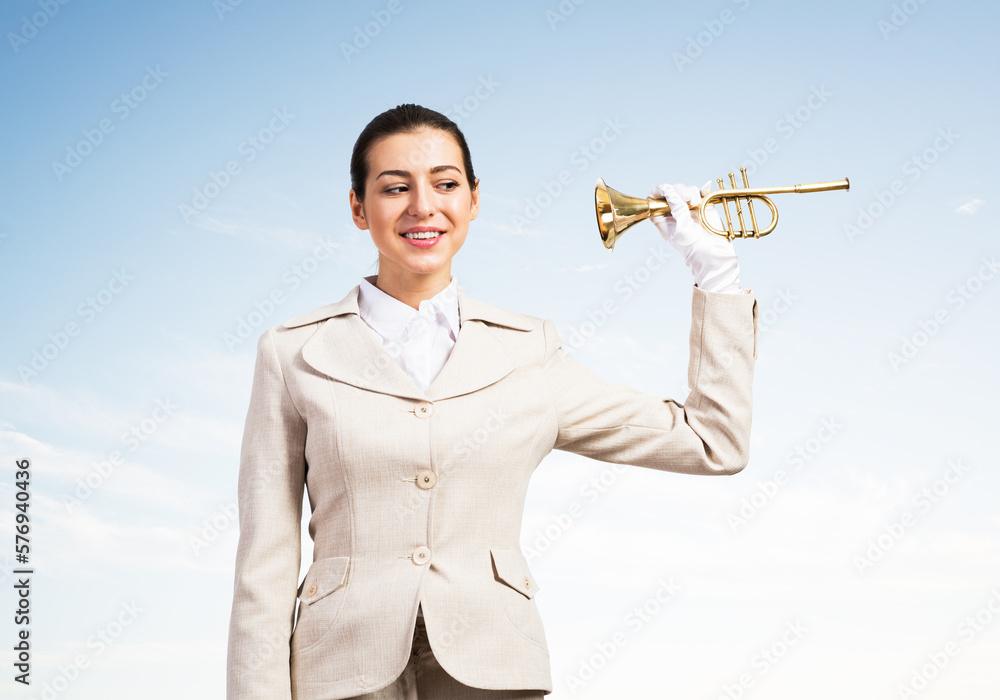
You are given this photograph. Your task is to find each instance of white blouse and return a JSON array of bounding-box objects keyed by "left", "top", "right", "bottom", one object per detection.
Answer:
[{"left": 357, "top": 274, "right": 461, "bottom": 393}]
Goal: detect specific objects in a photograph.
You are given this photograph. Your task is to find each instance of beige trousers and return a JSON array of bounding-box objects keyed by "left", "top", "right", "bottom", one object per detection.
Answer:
[{"left": 344, "top": 606, "right": 546, "bottom": 700}]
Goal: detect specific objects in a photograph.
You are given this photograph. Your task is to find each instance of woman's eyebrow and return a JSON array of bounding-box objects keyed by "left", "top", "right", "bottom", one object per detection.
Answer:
[{"left": 376, "top": 165, "right": 462, "bottom": 179}]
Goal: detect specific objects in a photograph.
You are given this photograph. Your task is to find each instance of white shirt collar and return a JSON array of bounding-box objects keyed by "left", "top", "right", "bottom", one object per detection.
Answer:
[{"left": 357, "top": 274, "right": 461, "bottom": 341}]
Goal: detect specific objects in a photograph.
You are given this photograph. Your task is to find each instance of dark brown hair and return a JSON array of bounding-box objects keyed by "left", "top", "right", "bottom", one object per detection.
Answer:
[{"left": 350, "top": 103, "right": 477, "bottom": 202}]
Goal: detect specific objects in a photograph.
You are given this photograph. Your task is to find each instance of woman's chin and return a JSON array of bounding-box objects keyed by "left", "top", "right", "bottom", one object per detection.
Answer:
[
  {"left": 388, "top": 256, "right": 451, "bottom": 278},
  {"left": 401, "top": 251, "right": 458, "bottom": 274}
]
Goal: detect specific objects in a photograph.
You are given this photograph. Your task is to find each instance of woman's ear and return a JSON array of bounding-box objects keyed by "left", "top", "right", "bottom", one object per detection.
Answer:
[
  {"left": 469, "top": 178, "right": 480, "bottom": 221},
  {"left": 349, "top": 189, "right": 369, "bottom": 230}
]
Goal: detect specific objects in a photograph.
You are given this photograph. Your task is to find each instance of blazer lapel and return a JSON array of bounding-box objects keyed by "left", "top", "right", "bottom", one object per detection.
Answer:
[{"left": 284, "top": 280, "right": 534, "bottom": 402}]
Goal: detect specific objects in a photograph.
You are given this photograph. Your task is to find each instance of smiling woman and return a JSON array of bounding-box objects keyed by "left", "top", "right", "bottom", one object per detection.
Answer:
[{"left": 226, "top": 103, "right": 760, "bottom": 700}]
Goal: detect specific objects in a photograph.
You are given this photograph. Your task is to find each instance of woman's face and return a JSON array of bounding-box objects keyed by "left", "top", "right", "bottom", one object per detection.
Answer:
[{"left": 350, "top": 128, "right": 479, "bottom": 282}]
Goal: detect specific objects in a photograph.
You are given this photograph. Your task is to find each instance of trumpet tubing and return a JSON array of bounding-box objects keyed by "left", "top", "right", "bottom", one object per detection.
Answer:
[{"left": 595, "top": 166, "right": 850, "bottom": 249}]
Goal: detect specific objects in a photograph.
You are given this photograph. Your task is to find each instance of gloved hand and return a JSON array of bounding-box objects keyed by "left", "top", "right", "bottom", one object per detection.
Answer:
[{"left": 648, "top": 181, "right": 743, "bottom": 294}]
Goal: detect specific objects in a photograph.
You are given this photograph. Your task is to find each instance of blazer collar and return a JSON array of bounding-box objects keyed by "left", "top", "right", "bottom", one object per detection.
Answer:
[{"left": 283, "top": 279, "right": 533, "bottom": 401}]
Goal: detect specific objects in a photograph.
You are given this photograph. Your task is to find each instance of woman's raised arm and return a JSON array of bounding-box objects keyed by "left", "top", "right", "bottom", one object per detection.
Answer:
[{"left": 543, "top": 285, "right": 757, "bottom": 474}]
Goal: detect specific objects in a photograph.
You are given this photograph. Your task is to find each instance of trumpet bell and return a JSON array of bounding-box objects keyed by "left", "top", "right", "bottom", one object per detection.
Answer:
[{"left": 595, "top": 177, "right": 670, "bottom": 250}]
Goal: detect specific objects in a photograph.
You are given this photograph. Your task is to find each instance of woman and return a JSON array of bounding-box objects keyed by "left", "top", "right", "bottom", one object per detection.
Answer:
[{"left": 227, "top": 104, "right": 758, "bottom": 700}]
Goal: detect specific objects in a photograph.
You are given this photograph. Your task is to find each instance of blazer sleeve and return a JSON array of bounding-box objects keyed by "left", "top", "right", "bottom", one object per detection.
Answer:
[
  {"left": 543, "top": 285, "right": 758, "bottom": 475},
  {"left": 227, "top": 327, "right": 307, "bottom": 700}
]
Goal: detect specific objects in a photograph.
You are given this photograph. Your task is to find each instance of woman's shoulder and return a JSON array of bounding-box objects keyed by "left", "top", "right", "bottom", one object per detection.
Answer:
[
  {"left": 274, "top": 283, "right": 363, "bottom": 333},
  {"left": 458, "top": 295, "right": 544, "bottom": 334},
  {"left": 279, "top": 302, "right": 346, "bottom": 329}
]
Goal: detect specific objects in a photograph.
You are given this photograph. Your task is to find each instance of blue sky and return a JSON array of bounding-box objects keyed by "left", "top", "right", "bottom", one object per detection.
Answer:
[{"left": 1, "top": 1, "right": 998, "bottom": 697}]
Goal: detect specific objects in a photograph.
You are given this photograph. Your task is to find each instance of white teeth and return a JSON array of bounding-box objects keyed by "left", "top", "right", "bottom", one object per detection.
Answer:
[{"left": 402, "top": 231, "right": 442, "bottom": 239}]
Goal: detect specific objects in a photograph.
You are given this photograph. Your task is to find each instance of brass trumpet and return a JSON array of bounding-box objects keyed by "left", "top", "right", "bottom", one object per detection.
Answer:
[{"left": 595, "top": 166, "right": 850, "bottom": 249}]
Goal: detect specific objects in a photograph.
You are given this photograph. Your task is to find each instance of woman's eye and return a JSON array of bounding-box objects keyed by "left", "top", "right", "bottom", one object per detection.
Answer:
[{"left": 383, "top": 181, "right": 457, "bottom": 194}]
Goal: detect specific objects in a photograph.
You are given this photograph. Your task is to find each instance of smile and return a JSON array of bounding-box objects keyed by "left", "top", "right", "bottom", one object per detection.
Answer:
[{"left": 401, "top": 231, "right": 443, "bottom": 239}]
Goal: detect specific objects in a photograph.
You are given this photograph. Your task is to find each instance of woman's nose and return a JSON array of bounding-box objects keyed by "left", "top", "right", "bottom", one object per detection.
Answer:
[{"left": 407, "top": 184, "right": 436, "bottom": 218}]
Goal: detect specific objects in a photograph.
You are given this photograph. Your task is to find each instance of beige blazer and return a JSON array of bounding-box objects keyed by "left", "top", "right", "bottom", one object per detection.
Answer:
[{"left": 226, "top": 280, "right": 758, "bottom": 699}]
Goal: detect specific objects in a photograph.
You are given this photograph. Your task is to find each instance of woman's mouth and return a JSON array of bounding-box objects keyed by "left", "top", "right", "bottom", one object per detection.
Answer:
[
  {"left": 400, "top": 229, "right": 445, "bottom": 248},
  {"left": 401, "top": 230, "right": 443, "bottom": 239}
]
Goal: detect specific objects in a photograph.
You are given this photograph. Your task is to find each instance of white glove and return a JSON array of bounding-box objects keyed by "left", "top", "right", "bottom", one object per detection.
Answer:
[{"left": 648, "top": 181, "right": 743, "bottom": 294}]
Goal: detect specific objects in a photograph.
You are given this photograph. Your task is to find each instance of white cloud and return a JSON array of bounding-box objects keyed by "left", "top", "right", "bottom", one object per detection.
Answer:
[
  {"left": 955, "top": 198, "right": 985, "bottom": 215},
  {"left": 171, "top": 213, "right": 319, "bottom": 248},
  {"left": 0, "top": 370, "right": 244, "bottom": 458},
  {"left": 558, "top": 264, "right": 609, "bottom": 273}
]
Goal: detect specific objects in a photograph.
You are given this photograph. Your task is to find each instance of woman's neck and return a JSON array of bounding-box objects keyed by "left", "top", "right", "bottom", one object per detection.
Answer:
[{"left": 373, "top": 264, "right": 452, "bottom": 310}]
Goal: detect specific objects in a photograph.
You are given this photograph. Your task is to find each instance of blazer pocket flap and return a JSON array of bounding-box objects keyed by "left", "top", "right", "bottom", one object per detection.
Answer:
[
  {"left": 297, "top": 556, "right": 350, "bottom": 605},
  {"left": 490, "top": 548, "right": 539, "bottom": 599}
]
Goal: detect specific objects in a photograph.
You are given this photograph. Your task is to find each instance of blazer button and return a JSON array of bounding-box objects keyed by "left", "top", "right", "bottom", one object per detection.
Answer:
[
  {"left": 307, "top": 583, "right": 318, "bottom": 597},
  {"left": 416, "top": 470, "right": 437, "bottom": 489},
  {"left": 414, "top": 402, "right": 434, "bottom": 418},
  {"left": 523, "top": 576, "right": 530, "bottom": 589},
  {"left": 412, "top": 546, "right": 431, "bottom": 565}
]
